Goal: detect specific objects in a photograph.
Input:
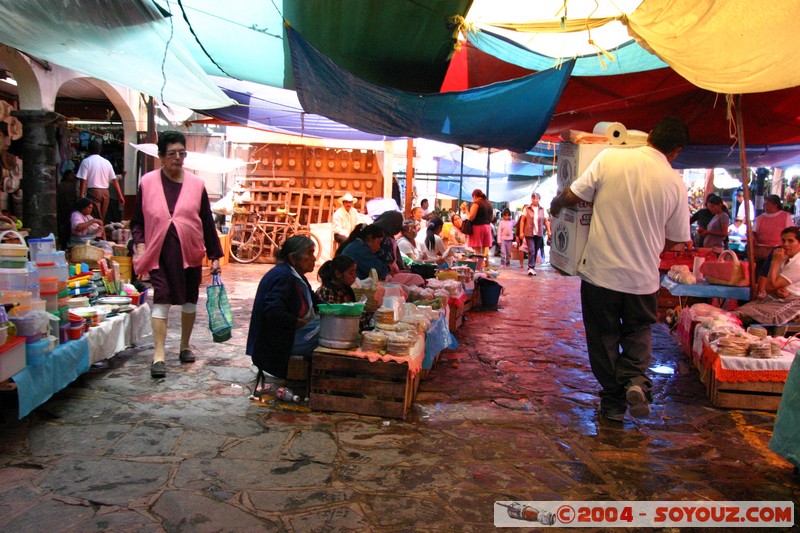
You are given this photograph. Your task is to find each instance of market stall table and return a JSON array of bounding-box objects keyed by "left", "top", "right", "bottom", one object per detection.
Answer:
[
  {"left": 683, "top": 314, "right": 793, "bottom": 411},
  {"left": 10, "top": 304, "right": 152, "bottom": 418},
  {"left": 661, "top": 275, "right": 750, "bottom": 309}
]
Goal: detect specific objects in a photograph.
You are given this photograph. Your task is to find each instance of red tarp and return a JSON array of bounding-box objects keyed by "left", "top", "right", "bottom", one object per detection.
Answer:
[{"left": 442, "top": 42, "right": 800, "bottom": 148}]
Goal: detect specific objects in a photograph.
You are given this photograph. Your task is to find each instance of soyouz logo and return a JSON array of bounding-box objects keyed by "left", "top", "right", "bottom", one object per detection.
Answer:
[
  {"left": 494, "top": 501, "right": 793, "bottom": 528},
  {"left": 553, "top": 222, "right": 569, "bottom": 253}
]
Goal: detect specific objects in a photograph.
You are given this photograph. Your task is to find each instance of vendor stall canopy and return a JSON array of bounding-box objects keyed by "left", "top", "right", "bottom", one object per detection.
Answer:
[{"left": 1, "top": 1, "right": 800, "bottom": 157}]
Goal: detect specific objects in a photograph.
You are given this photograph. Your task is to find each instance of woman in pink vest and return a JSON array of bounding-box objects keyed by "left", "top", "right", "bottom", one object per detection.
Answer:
[{"left": 131, "top": 131, "right": 223, "bottom": 379}]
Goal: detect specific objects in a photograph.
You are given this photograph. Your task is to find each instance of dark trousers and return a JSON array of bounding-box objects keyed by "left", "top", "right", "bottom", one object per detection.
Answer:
[
  {"left": 525, "top": 236, "right": 544, "bottom": 269},
  {"left": 580, "top": 280, "right": 657, "bottom": 413}
]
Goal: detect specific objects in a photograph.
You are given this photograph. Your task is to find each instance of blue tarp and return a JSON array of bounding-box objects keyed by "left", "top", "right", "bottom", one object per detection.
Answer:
[
  {"left": 208, "top": 77, "right": 397, "bottom": 141},
  {"left": 287, "top": 25, "right": 574, "bottom": 153},
  {"left": 467, "top": 28, "right": 668, "bottom": 76}
]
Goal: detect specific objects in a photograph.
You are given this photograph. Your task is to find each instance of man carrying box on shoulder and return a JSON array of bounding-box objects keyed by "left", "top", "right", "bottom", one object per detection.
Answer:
[{"left": 550, "top": 116, "right": 691, "bottom": 422}]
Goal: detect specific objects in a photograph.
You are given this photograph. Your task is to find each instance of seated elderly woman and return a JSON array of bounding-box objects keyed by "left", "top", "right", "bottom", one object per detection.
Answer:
[
  {"left": 735, "top": 226, "right": 800, "bottom": 326},
  {"left": 246, "top": 235, "right": 320, "bottom": 382},
  {"left": 69, "top": 198, "right": 104, "bottom": 246}
]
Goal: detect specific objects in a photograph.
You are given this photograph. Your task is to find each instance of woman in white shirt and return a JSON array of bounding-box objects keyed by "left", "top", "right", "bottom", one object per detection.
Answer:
[
  {"left": 396, "top": 218, "right": 422, "bottom": 262},
  {"left": 736, "top": 226, "right": 800, "bottom": 325},
  {"left": 417, "top": 216, "right": 448, "bottom": 264}
]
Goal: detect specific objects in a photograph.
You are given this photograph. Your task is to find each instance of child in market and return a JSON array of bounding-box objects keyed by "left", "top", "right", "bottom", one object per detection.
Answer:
[
  {"left": 498, "top": 208, "right": 515, "bottom": 267},
  {"left": 315, "top": 255, "right": 373, "bottom": 331}
]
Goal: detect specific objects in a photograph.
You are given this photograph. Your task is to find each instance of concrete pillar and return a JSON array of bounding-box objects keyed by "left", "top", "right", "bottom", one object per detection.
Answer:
[{"left": 13, "top": 110, "right": 58, "bottom": 238}]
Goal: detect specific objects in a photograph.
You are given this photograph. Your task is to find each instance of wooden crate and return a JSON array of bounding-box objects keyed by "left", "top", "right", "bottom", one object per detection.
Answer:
[
  {"left": 203, "top": 232, "right": 231, "bottom": 267},
  {"left": 707, "top": 366, "right": 784, "bottom": 411},
  {"left": 448, "top": 302, "right": 464, "bottom": 331},
  {"left": 310, "top": 348, "right": 419, "bottom": 420}
]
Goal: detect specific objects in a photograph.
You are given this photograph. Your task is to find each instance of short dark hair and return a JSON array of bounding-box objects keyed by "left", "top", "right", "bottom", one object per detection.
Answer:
[
  {"left": 649, "top": 116, "right": 689, "bottom": 155},
  {"left": 782, "top": 226, "right": 800, "bottom": 241},
  {"left": 765, "top": 194, "right": 783, "bottom": 208},
  {"left": 420, "top": 198, "right": 429, "bottom": 206},
  {"left": 87, "top": 140, "right": 102, "bottom": 154},
  {"left": 157, "top": 131, "right": 187, "bottom": 156}
]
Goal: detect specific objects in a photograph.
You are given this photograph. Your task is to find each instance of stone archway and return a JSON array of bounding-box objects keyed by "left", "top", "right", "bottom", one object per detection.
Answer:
[{"left": 0, "top": 46, "right": 142, "bottom": 237}]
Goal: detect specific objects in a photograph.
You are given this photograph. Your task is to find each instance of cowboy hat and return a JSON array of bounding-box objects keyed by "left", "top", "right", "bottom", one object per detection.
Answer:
[{"left": 339, "top": 193, "right": 358, "bottom": 205}]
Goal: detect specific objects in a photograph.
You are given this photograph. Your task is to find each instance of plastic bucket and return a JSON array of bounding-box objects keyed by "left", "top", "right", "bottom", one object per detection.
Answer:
[{"left": 477, "top": 278, "right": 503, "bottom": 308}]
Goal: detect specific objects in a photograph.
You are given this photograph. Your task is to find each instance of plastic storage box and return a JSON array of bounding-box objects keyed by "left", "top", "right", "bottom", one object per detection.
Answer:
[{"left": 0, "top": 336, "right": 26, "bottom": 380}]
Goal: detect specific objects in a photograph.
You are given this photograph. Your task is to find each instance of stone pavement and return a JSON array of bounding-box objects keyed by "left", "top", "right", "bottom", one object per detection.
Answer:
[{"left": 0, "top": 259, "right": 798, "bottom": 531}]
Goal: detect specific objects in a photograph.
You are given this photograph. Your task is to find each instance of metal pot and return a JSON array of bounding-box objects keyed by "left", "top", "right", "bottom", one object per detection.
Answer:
[{"left": 318, "top": 314, "right": 360, "bottom": 349}]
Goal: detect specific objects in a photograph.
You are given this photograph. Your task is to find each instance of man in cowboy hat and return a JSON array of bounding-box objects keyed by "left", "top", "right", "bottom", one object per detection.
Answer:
[{"left": 332, "top": 192, "right": 361, "bottom": 249}]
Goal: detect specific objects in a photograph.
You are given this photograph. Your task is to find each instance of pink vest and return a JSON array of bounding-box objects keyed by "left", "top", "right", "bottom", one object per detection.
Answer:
[{"left": 133, "top": 170, "right": 208, "bottom": 274}]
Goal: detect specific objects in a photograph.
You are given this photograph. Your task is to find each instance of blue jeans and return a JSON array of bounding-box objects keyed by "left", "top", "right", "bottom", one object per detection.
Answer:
[{"left": 525, "top": 236, "right": 544, "bottom": 269}]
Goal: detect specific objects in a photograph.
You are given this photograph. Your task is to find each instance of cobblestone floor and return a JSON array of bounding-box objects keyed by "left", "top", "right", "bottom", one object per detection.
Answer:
[{"left": 0, "top": 258, "right": 798, "bottom": 531}]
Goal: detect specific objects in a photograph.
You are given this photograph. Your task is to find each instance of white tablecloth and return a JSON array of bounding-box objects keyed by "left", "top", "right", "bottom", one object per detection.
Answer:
[{"left": 88, "top": 304, "right": 152, "bottom": 364}]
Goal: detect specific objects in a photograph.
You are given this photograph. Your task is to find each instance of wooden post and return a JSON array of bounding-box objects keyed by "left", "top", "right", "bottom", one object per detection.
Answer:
[
  {"left": 405, "top": 139, "right": 414, "bottom": 217},
  {"left": 735, "top": 94, "right": 756, "bottom": 299}
]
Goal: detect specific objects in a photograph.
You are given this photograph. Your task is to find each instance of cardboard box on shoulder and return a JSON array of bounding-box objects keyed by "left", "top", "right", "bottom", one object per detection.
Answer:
[
  {"left": 552, "top": 142, "right": 641, "bottom": 275},
  {"left": 550, "top": 201, "right": 592, "bottom": 276}
]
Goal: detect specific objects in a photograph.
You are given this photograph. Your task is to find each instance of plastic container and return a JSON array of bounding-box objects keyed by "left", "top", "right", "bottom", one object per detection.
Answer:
[
  {"left": 57, "top": 305, "right": 70, "bottom": 324},
  {"left": 24, "top": 332, "right": 43, "bottom": 344},
  {"left": 36, "top": 262, "right": 67, "bottom": 283},
  {"left": 39, "top": 276, "right": 58, "bottom": 293},
  {"left": 0, "top": 323, "right": 7, "bottom": 345},
  {"left": 58, "top": 296, "right": 70, "bottom": 308},
  {"left": 0, "top": 267, "right": 29, "bottom": 291},
  {"left": 0, "top": 291, "right": 32, "bottom": 309},
  {"left": 68, "top": 296, "right": 89, "bottom": 308},
  {"left": 10, "top": 311, "right": 49, "bottom": 337},
  {"left": 27, "top": 234, "right": 56, "bottom": 263},
  {"left": 59, "top": 323, "right": 70, "bottom": 344},
  {"left": 0, "top": 229, "right": 28, "bottom": 257},
  {"left": 41, "top": 291, "right": 59, "bottom": 313},
  {"left": 67, "top": 324, "right": 83, "bottom": 340},
  {"left": 113, "top": 256, "right": 132, "bottom": 283},
  {"left": 29, "top": 299, "right": 46, "bottom": 312},
  {"left": 0, "top": 337, "right": 26, "bottom": 381},
  {"left": 0, "top": 257, "right": 27, "bottom": 269}
]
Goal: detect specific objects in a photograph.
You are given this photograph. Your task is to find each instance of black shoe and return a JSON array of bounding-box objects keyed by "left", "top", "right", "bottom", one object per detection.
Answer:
[
  {"left": 150, "top": 361, "right": 166, "bottom": 378},
  {"left": 599, "top": 408, "right": 625, "bottom": 422},
  {"left": 179, "top": 349, "right": 196, "bottom": 363}
]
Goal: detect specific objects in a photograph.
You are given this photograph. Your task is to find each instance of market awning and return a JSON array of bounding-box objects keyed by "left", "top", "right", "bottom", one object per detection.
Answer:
[{"left": 287, "top": 25, "right": 574, "bottom": 152}]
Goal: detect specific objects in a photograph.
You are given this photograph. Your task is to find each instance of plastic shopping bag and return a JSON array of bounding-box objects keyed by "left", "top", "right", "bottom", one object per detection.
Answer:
[{"left": 206, "top": 274, "right": 234, "bottom": 342}]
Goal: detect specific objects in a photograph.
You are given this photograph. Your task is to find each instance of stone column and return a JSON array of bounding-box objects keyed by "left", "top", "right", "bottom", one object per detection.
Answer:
[{"left": 13, "top": 110, "right": 58, "bottom": 239}]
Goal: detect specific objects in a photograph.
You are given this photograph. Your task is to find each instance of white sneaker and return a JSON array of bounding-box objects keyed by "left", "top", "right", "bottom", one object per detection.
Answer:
[
  {"left": 527, "top": 268, "right": 534, "bottom": 276},
  {"left": 626, "top": 385, "right": 651, "bottom": 418}
]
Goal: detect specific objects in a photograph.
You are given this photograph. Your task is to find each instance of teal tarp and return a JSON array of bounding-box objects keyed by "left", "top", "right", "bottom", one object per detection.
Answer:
[
  {"left": 467, "top": 28, "right": 667, "bottom": 76},
  {"left": 287, "top": 25, "right": 574, "bottom": 153}
]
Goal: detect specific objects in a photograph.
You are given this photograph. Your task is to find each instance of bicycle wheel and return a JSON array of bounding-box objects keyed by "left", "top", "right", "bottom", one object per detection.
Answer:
[
  {"left": 288, "top": 229, "right": 322, "bottom": 261},
  {"left": 230, "top": 226, "right": 264, "bottom": 263}
]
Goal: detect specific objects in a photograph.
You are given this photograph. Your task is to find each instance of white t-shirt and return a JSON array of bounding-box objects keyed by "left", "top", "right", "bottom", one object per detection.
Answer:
[
  {"left": 779, "top": 253, "right": 800, "bottom": 297},
  {"left": 397, "top": 236, "right": 422, "bottom": 261},
  {"left": 570, "top": 145, "right": 691, "bottom": 294},
  {"left": 415, "top": 233, "right": 446, "bottom": 262},
  {"left": 76, "top": 154, "right": 116, "bottom": 189}
]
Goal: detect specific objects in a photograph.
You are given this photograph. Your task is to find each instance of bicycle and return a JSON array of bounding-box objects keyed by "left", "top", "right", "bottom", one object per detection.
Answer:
[{"left": 229, "top": 208, "right": 322, "bottom": 264}]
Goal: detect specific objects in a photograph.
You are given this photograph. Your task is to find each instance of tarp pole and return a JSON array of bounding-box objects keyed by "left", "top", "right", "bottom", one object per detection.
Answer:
[
  {"left": 736, "top": 94, "right": 756, "bottom": 299},
  {"left": 486, "top": 149, "right": 491, "bottom": 200},
  {"left": 458, "top": 147, "right": 464, "bottom": 208},
  {"left": 405, "top": 139, "right": 414, "bottom": 217}
]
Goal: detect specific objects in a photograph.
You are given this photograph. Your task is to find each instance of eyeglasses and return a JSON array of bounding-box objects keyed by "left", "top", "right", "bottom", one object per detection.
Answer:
[{"left": 164, "top": 150, "right": 187, "bottom": 159}]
